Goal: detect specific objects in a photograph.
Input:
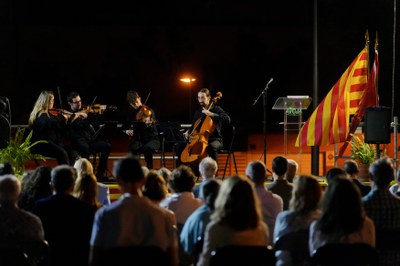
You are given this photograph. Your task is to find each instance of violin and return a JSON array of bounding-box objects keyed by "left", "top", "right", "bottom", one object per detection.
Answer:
[
  {"left": 81, "top": 104, "right": 117, "bottom": 114},
  {"left": 180, "top": 92, "right": 222, "bottom": 164},
  {"left": 49, "top": 108, "right": 74, "bottom": 119},
  {"left": 136, "top": 104, "right": 155, "bottom": 125}
]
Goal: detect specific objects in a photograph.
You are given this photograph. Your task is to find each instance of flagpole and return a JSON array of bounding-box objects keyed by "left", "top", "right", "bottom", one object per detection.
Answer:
[{"left": 311, "top": 0, "right": 319, "bottom": 176}]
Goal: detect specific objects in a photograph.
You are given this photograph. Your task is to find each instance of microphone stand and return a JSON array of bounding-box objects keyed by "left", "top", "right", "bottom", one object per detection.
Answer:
[{"left": 253, "top": 80, "right": 273, "bottom": 168}]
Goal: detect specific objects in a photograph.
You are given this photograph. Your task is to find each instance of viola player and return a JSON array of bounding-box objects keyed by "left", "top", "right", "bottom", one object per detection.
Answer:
[
  {"left": 67, "top": 91, "right": 111, "bottom": 181},
  {"left": 124, "top": 90, "right": 160, "bottom": 169}
]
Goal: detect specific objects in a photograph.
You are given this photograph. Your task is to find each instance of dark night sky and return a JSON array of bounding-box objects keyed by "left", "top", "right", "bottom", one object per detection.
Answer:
[{"left": 0, "top": 0, "right": 398, "bottom": 150}]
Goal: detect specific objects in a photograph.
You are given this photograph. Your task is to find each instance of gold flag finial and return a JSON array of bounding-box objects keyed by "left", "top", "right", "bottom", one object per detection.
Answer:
[
  {"left": 375, "top": 31, "right": 379, "bottom": 50},
  {"left": 365, "top": 30, "right": 370, "bottom": 47}
]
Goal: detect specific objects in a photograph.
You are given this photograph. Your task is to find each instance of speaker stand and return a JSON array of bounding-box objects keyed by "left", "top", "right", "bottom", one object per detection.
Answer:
[{"left": 376, "top": 144, "right": 381, "bottom": 160}]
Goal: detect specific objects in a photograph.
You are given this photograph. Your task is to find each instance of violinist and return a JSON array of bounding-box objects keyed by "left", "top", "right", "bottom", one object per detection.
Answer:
[
  {"left": 67, "top": 92, "right": 111, "bottom": 181},
  {"left": 176, "top": 88, "right": 231, "bottom": 171},
  {"left": 124, "top": 90, "right": 160, "bottom": 169},
  {"left": 28, "top": 90, "right": 78, "bottom": 165}
]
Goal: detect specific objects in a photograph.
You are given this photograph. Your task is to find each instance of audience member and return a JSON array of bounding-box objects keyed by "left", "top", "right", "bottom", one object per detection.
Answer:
[
  {"left": 33, "top": 165, "right": 95, "bottom": 266},
  {"left": 161, "top": 165, "right": 202, "bottom": 230},
  {"left": 363, "top": 157, "right": 400, "bottom": 266},
  {"left": 74, "top": 172, "right": 102, "bottom": 211},
  {"left": 267, "top": 156, "right": 293, "bottom": 210},
  {"left": 246, "top": 160, "right": 283, "bottom": 244},
  {"left": 158, "top": 167, "right": 172, "bottom": 196},
  {"left": 309, "top": 177, "right": 375, "bottom": 255},
  {"left": 342, "top": 159, "right": 371, "bottom": 196},
  {"left": 89, "top": 156, "right": 178, "bottom": 266},
  {"left": 74, "top": 158, "right": 110, "bottom": 206},
  {"left": 325, "top": 167, "right": 347, "bottom": 185},
  {"left": 194, "top": 157, "right": 218, "bottom": 198},
  {"left": 144, "top": 170, "right": 177, "bottom": 227},
  {"left": 0, "top": 174, "right": 44, "bottom": 242},
  {"left": 18, "top": 165, "right": 52, "bottom": 212},
  {"left": 197, "top": 175, "right": 269, "bottom": 266},
  {"left": 0, "top": 162, "right": 14, "bottom": 176},
  {"left": 388, "top": 168, "right": 400, "bottom": 197},
  {"left": 274, "top": 175, "right": 322, "bottom": 265},
  {"left": 286, "top": 159, "right": 298, "bottom": 183},
  {"left": 180, "top": 179, "right": 221, "bottom": 262}
]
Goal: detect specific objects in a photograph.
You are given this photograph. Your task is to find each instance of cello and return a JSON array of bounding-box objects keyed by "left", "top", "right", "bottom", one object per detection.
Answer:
[{"left": 180, "top": 92, "right": 222, "bottom": 164}]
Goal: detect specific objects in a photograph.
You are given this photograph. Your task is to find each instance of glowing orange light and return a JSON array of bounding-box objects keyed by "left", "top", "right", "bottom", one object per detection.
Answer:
[{"left": 180, "top": 78, "right": 196, "bottom": 83}]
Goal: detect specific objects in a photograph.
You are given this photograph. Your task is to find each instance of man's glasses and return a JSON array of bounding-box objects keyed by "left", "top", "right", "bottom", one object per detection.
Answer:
[{"left": 72, "top": 100, "right": 82, "bottom": 104}]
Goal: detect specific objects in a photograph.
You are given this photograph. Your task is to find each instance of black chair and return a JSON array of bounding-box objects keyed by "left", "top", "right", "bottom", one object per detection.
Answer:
[
  {"left": 0, "top": 247, "right": 31, "bottom": 266},
  {"left": 274, "top": 230, "right": 310, "bottom": 266},
  {"left": 219, "top": 123, "right": 238, "bottom": 179},
  {"left": 210, "top": 245, "right": 276, "bottom": 266},
  {"left": 193, "top": 235, "right": 204, "bottom": 266},
  {"left": 96, "top": 245, "right": 171, "bottom": 266},
  {"left": 310, "top": 243, "right": 378, "bottom": 266}
]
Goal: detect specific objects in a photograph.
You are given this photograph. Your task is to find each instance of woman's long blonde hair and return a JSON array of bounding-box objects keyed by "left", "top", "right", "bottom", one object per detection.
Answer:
[{"left": 28, "top": 90, "right": 54, "bottom": 126}]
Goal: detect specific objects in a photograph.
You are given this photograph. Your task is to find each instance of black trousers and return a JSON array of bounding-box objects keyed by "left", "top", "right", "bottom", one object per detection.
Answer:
[
  {"left": 72, "top": 138, "right": 111, "bottom": 179},
  {"left": 32, "top": 142, "right": 77, "bottom": 166},
  {"left": 129, "top": 138, "right": 160, "bottom": 169}
]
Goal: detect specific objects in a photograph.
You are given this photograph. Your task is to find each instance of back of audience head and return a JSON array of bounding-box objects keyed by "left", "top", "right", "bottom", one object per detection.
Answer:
[
  {"left": 74, "top": 158, "right": 94, "bottom": 176},
  {"left": 199, "top": 157, "right": 218, "bottom": 180},
  {"left": 245, "top": 160, "right": 266, "bottom": 185},
  {"left": 286, "top": 159, "right": 299, "bottom": 182},
  {"left": 325, "top": 167, "right": 347, "bottom": 185},
  {"left": 199, "top": 179, "right": 220, "bottom": 211},
  {"left": 158, "top": 167, "right": 172, "bottom": 184},
  {"left": 0, "top": 162, "right": 14, "bottom": 176},
  {"left": 369, "top": 157, "right": 394, "bottom": 189},
  {"left": 212, "top": 175, "right": 262, "bottom": 231},
  {"left": 317, "top": 176, "right": 364, "bottom": 236},
  {"left": 342, "top": 159, "right": 359, "bottom": 178},
  {"left": 144, "top": 170, "right": 168, "bottom": 202},
  {"left": 0, "top": 174, "right": 20, "bottom": 207},
  {"left": 51, "top": 165, "right": 76, "bottom": 194},
  {"left": 272, "top": 156, "right": 288, "bottom": 177},
  {"left": 113, "top": 156, "right": 144, "bottom": 184},
  {"left": 289, "top": 175, "right": 322, "bottom": 216},
  {"left": 169, "top": 165, "right": 196, "bottom": 193},
  {"left": 73, "top": 172, "right": 99, "bottom": 207}
]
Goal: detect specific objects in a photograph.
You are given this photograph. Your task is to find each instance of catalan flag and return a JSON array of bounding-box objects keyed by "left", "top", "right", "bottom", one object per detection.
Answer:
[
  {"left": 338, "top": 44, "right": 379, "bottom": 156},
  {"left": 296, "top": 47, "right": 369, "bottom": 147}
]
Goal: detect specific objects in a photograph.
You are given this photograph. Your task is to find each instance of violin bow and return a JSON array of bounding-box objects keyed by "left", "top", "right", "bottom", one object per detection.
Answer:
[
  {"left": 57, "top": 86, "right": 64, "bottom": 109},
  {"left": 143, "top": 91, "right": 151, "bottom": 105},
  {"left": 89, "top": 96, "right": 97, "bottom": 109}
]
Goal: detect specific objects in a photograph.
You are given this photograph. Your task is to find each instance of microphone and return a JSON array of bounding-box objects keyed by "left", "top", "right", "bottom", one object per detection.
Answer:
[{"left": 266, "top": 78, "right": 274, "bottom": 87}]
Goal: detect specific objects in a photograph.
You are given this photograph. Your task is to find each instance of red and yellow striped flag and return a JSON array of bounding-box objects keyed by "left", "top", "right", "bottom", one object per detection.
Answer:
[{"left": 296, "top": 47, "right": 369, "bottom": 147}]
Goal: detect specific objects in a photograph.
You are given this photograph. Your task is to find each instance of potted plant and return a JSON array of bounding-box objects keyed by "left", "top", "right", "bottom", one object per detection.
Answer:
[
  {"left": 349, "top": 133, "right": 376, "bottom": 181},
  {"left": 0, "top": 127, "right": 47, "bottom": 177}
]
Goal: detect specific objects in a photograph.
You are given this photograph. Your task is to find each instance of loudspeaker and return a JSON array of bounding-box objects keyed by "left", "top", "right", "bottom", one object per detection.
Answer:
[
  {"left": 364, "top": 107, "right": 391, "bottom": 144},
  {"left": 0, "top": 114, "right": 10, "bottom": 149}
]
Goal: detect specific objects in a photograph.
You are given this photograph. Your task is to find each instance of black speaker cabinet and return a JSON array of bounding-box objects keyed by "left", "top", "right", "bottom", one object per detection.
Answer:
[{"left": 364, "top": 107, "right": 391, "bottom": 144}]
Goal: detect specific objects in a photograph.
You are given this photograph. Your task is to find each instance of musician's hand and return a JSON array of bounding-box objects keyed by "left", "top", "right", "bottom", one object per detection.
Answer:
[
  {"left": 99, "top": 105, "right": 106, "bottom": 114},
  {"left": 76, "top": 112, "right": 88, "bottom": 119},
  {"left": 202, "top": 108, "right": 214, "bottom": 117},
  {"left": 184, "top": 131, "right": 189, "bottom": 140},
  {"left": 125, "top": 129, "right": 134, "bottom": 136}
]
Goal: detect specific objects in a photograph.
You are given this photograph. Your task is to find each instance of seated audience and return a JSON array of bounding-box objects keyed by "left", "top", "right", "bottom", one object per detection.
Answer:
[
  {"left": 74, "top": 172, "right": 102, "bottom": 211},
  {"left": 0, "top": 174, "right": 44, "bottom": 242},
  {"left": 197, "top": 175, "right": 269, "bottom": 266},
  {"left": 161, "top": 165, "right": 202, "bottom": 230},
  {"left": 286, "top": 159, "right": 298, "bottom": 183},
  {"left": 180, "top": 179, "right": 221, "bottom": 262},
  {"left": 144, "top": 170, "right": 177, "bottom": 227},
  {"left": 363, "top": 157, "right": 400, "bottom": 266},
  {"left": 246, "top": 160, "right": 283, "bottom": 244},
  {"left": 309, "top": 177, "right": 375, "bottom": 255},
  {"left": 0, "top": 162, "right": 14, "bottom": 175},
  {"left": 342, "top": 159, "right": 371, "bottom": 196},
  {"left": 89, "top": 156, "right": 178, "bottom": 266},
  {"left": 388, "top": 168, "right": 400, "bottom": 197},
  {"left": 274, "top": 175, "right": 322, "bottom": 265},
  {"left": 325, "top": 167, "right": 347, "bottom": 185},
  {"left": 74, "top": 158, "right": 110, "bottom": 206},
  {"left": 33, "top": 165, "right": 95, "bottom": 266},
  {"left": 18, "top": 165, "right": 52, "bottom": 212},
  {"left": 267, "top": 156, "right": 293, "bottom": 210},
  {"left": 194, "top": 157, "right": 218, "bottom": 198}
]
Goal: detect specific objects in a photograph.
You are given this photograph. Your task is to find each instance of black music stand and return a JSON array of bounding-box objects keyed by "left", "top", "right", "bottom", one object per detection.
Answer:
[{"left": 158, "top": 121, "right": 186, "bottom": 167}]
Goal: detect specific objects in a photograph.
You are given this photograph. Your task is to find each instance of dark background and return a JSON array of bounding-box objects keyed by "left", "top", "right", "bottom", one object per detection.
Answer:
[{"left": 0, "top": 0, "right": 398, "bottom": 150}]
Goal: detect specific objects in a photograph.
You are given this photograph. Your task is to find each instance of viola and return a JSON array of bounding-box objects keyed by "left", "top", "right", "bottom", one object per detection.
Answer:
[
  {"left": 81, "top": 104, "right": 117, "bottom": 114},
  {"left": 180, "top": 92, "right": 222, "bottom": 164},
  {"left": 136, "top": 105, "right": 155, "bottom": 125}
]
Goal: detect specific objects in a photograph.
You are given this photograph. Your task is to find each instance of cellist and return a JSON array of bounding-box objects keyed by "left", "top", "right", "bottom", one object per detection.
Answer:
[{"left": 177, "top": 88, "right": 231, "bottom": 171}]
